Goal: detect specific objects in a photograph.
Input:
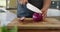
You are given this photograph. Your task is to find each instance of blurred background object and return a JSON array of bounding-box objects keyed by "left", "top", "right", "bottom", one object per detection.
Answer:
[
  {"left": 0, "top": 0, "right": 60, "bottom": 9},
  {"left": 5, "top": 0, "right": 60, "bottom": 10},
  {"left": 0, "top": 0, "right": 6, "bottom": 8},
  {"left": 50, "top": 0, "right": 60, "bottom": 9},
  {"left": 0, "top": 8, "right": 16, "bottom": 26},
  {"left": 6, "top": 0, "right": 17, "bottom": 9}
]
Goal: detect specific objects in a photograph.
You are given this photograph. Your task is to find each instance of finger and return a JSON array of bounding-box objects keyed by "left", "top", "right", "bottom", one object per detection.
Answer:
[
  {"left": 42, "top": 11, "right": 47, "bottom": 20},
  {"left": 42, "top": 11, "right": 47, "bottom": 16},
  {"left": 43, "top": 15, "right": 47, "bottom": 21}
]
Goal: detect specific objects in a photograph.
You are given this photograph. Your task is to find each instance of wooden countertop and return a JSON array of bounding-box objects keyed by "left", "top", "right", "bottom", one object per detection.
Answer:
[{"left": 7, "top": 18, "right": 60, "bottom": 29}]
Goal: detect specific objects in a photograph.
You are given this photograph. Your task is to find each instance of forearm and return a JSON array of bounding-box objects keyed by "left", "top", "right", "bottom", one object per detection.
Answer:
[{"left": 42, "top": 0, "right": 51, "bottom": 11}]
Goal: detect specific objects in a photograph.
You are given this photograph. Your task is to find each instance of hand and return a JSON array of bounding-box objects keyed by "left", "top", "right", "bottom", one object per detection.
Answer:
[
  {"left": 41, "top": 9, "right": 47, "bottom": 20},
  {"left": 19, "top": 0, "right": 28, "bottom": 5},
  {"left": 22, "top": 0, "right": 28, "bottom": 4}
]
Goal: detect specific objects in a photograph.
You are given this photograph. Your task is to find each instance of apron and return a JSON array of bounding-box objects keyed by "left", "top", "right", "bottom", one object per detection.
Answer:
[{"left": 28, "top": 0, "right": 44, "bottom": 9}]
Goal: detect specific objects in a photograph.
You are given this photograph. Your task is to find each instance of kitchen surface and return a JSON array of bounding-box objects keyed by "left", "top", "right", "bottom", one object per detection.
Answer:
[
  {"left": 7, "top": 17, "right": 60, "bottom": 32},
  {"left": 6, "top": 9, "right": 60, "bottom": 27},
  {"left": 7, "top": 18, "right": 60, "bottom": 29},
  {"left": 0, "top": 8, "right": 60, "bottom": 32}
]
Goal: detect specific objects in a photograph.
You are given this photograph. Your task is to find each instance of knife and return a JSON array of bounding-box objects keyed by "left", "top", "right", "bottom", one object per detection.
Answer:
[{"left": 26, "top": 3, "right": 42, "bottom": 13}]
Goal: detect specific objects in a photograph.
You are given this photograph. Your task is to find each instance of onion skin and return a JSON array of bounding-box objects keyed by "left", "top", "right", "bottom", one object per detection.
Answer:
[{"left": 33, "top": 13, "right": 43, "bottom": 22}]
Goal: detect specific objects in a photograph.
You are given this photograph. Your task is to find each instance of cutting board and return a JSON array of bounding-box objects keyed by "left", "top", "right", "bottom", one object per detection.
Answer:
[{"left": 7, "top": 18, "right": 60, "bottom": 29}]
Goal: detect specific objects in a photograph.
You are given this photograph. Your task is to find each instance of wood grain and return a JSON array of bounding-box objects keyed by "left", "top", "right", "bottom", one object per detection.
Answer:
[{"left": 7, "top": 18, "right": 60, "bottom": 29}]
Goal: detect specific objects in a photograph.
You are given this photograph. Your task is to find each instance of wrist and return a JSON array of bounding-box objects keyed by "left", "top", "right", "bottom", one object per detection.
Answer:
[{"left": 41, "top": 8, "right": 47, "bottom": 12}]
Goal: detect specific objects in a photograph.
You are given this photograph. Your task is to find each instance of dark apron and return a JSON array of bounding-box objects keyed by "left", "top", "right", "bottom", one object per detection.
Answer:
[{"left": 28, "top": 0, "right": 44, "bottom": 9}]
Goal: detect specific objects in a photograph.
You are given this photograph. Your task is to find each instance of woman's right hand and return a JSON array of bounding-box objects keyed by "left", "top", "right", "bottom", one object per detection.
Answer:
[{"left": 19, "top": 0, "right": 28, "bottom": 5}]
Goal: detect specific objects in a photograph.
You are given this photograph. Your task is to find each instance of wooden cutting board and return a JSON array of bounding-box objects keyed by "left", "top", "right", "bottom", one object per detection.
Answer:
[{"left": 7, "top": 18, "right": 60, "bottom": 29}]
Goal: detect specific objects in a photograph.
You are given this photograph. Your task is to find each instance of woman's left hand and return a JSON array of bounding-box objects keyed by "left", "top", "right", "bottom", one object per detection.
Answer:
[{"left": 41, "top": 9, "right": 47, "bottom": 20}]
